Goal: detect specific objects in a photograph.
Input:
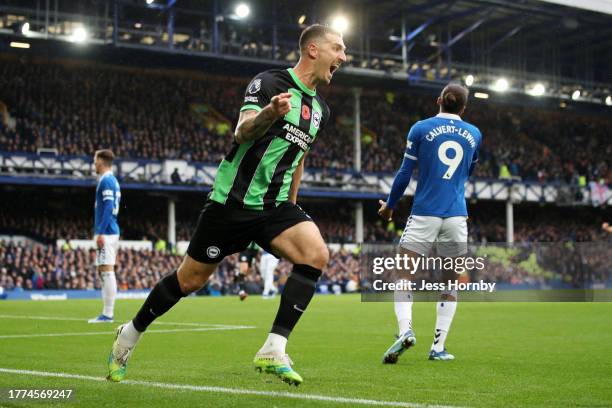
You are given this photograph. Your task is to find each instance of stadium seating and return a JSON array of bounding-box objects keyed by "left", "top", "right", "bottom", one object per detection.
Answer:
[
  {"left": 0, "top": 56, "right": 609, "bottom": 184},
  {"left": 1, "top": 197, "right": 607, "bottom": 247}
]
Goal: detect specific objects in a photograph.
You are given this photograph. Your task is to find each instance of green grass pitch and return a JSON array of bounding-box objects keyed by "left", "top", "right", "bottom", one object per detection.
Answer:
[{"left": 0, "top": 295, "right": 610, "bottom": 407}]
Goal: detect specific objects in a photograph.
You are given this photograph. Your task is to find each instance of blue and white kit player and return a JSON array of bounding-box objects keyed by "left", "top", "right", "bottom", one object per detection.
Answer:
[
  {"left": 260, "top": 250, "right": 280, "bottom": 298},
  {"left": 89, "top": 149, "right": 121, "bottom": 323},
  {"left": 378, "top": 83, "right": 482, "bottom": 362}
]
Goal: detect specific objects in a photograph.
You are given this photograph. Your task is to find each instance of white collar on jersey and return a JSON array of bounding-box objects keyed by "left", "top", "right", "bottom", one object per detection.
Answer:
[{"left": 436, "top": 112, "right": 462, "bottom": 121}]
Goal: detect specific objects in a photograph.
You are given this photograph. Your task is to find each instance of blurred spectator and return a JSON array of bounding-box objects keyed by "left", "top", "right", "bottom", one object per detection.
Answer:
[{"left": 171, "top": 168, "right": 182, "bottom": 184}]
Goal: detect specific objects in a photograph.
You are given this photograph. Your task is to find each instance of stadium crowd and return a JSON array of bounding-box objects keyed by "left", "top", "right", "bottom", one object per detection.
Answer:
[
  {"left": 1, "top": 230, "right": 609, "bottom": 293},
  {"left": 0, "top": 241, "right": 361, "bottom": 294},
  {"left": 1, "top": 204, "right": 609, "bottom": 292},
  {"left": 1, "top": 200, "right": 609, "bottom": 246},
  {"left": 1, "top": 56, "right": 610, "bottom": 186},
  {"left": 0, "top": 207, "right": 378, "bottom": 244}
]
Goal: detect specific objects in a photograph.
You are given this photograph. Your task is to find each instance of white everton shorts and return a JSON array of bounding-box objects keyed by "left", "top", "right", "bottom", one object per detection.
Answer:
[
  {"left": 95, "top": 234, "right": 119, "bottom": 266},
  {"left": 399, "top": 215, "right": 468, "bottom": 258},
  {"left": 260, "top": 252, "right": 280, "bottom": 277}
]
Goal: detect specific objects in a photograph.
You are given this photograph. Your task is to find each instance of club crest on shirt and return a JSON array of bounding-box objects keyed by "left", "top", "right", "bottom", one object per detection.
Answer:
[
  {"left": 301, "top": 105, "right": 311, "bottom": 120},
  {"left": 312, "top": 111, "right": 321, "bottom": 129},
  {"left": 248, "top": 79, "right": 261, "bottom": 94}
]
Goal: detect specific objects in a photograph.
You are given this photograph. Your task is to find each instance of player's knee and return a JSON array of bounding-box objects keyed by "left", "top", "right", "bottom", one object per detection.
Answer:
[
  {"left": 307, "top": 244, "right": 329, "bottom": 270},
  {"left": 177, "top": 267, "right": 208, "bottom": 294},
  {"left": 176, "top": 255, "right": 218, "bottom": 294},
  {"left": 178, "top": 278, "right": 200, "bottom": 295},
  {"left": 440, "top": 289, "right": 458, "bottom": 302}
]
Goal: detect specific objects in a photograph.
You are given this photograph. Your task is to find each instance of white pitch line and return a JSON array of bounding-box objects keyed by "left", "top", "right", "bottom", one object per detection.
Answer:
[
  {"left": 153, "top": 321, "right": 254, "bottom": 329},
  {"left": 0, "top": 327, "right": 252, "bottom": 340},
  {"left": 0, "top": 367, "right": 463, "bottom": 408},
  {"left": 0, "top": 314, "right": 254, "bottom": 329}
]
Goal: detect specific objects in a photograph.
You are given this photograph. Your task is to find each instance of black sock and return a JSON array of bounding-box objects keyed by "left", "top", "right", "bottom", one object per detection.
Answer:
[
  {"left": 235, "top": 273, "right": 246, "bottom": 292},
  {"left": 271, "top": 264, "right": 321, "bottom": 338},
  {"left": 132, "top": 270, "right": 186, "bottom": 332}
]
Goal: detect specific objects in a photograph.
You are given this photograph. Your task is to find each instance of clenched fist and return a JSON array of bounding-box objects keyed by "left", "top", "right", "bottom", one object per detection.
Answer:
[
  {"left": 378, "top": 200, "right": 393, "bottom": 222},
  {"left": 270, "top": 92, "right": 292, "bottom": 118}
]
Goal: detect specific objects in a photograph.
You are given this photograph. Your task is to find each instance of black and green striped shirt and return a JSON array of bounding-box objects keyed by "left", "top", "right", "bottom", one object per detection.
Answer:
[{"left": 210, "top": 68, "right": 330, "bottom": 210}]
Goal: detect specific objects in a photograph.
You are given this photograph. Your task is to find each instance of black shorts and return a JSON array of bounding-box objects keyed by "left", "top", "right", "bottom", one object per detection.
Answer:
[
  {"left": 187, "top": 199, "right": 313, "bottom": 264},
  {"left": 239, "top": 249, "right": 258, "bottom": 266}
]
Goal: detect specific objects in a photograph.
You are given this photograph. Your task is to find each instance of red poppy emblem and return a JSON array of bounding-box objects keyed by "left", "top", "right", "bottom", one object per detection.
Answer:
[{"left": 301, "top": 105, "right": 311, "bottom": 120}]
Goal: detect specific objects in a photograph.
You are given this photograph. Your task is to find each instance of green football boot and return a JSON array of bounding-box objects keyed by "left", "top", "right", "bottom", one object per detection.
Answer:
[
  {"left": 106, "top": 324, "right": 135, "bottom": 382},
  {"left": 253, "top": 352, "right": 303, "bottom": 386}
]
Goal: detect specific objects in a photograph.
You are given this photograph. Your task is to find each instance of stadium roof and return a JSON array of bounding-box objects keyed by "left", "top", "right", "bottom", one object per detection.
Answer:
[
  {"left": 349, "top": 0, "right": 612, "bottom": 82},
  {"left": 537, "top": 0, "right": 612, "bottom": 15}
]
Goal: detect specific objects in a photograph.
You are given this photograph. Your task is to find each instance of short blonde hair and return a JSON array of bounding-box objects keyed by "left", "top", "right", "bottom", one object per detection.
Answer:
[
  {"left": 95, "top": 149, "right": 115, "bottom": 166},
  {"left": 299, "top": 24, "right": 342, "bottom": 53}
]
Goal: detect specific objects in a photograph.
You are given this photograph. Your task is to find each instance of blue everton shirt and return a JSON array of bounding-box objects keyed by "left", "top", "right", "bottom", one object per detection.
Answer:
[
  {"left": 386, "top": 113, "right": 482, "bottom": 217},
  {"left": 94, "top": 171, "right": 121, "bottom": 235}
]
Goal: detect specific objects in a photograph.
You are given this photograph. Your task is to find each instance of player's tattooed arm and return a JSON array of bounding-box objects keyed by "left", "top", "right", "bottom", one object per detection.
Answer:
[
  {"left": 235, "top": 92, "right": 292, "bottom": 144},
  {"left": 289, "top": 153, "right": 306, "bottom": 204}
]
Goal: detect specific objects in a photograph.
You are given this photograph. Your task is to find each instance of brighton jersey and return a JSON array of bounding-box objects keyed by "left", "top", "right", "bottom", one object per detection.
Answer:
[
  {"left": 94, "top": 171, "right": 121, "bottom": 235},
  {"left": 210, "top": 68, "right": 330, "bottom": 210},
  {"left": 406, "top": 113, "right": 482, "bottom": 217}
]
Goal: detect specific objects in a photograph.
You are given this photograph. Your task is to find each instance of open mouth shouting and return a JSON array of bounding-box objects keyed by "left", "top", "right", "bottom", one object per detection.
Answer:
[{"left": 329, "top": 62, "right": 341, "bottom": 76}]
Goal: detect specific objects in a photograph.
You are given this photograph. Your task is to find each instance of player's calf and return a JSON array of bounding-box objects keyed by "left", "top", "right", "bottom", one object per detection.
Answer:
[
  {"left": 254, "top": 219, "right": 327, "bottom": 384},
  {"left": 107, "top": 256, "right": 217, "bottom": 381},
  {"left": 270, "top": 264, "right": 322, "bottom": 338},
  {"left": 266, "top": 222, "right": 327, "bottom": 339},
  {"left": 89, "top": 264, "right": 117, "bottom": 323},
  {"left": 130, "top": 257, "right": 214, "bottom": 332},
  {"left": 429, "top": 288, "right": 457, "bottom": 360},
  {"left": 254, "top": 263, "right": 322, "bottom": 385}
]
